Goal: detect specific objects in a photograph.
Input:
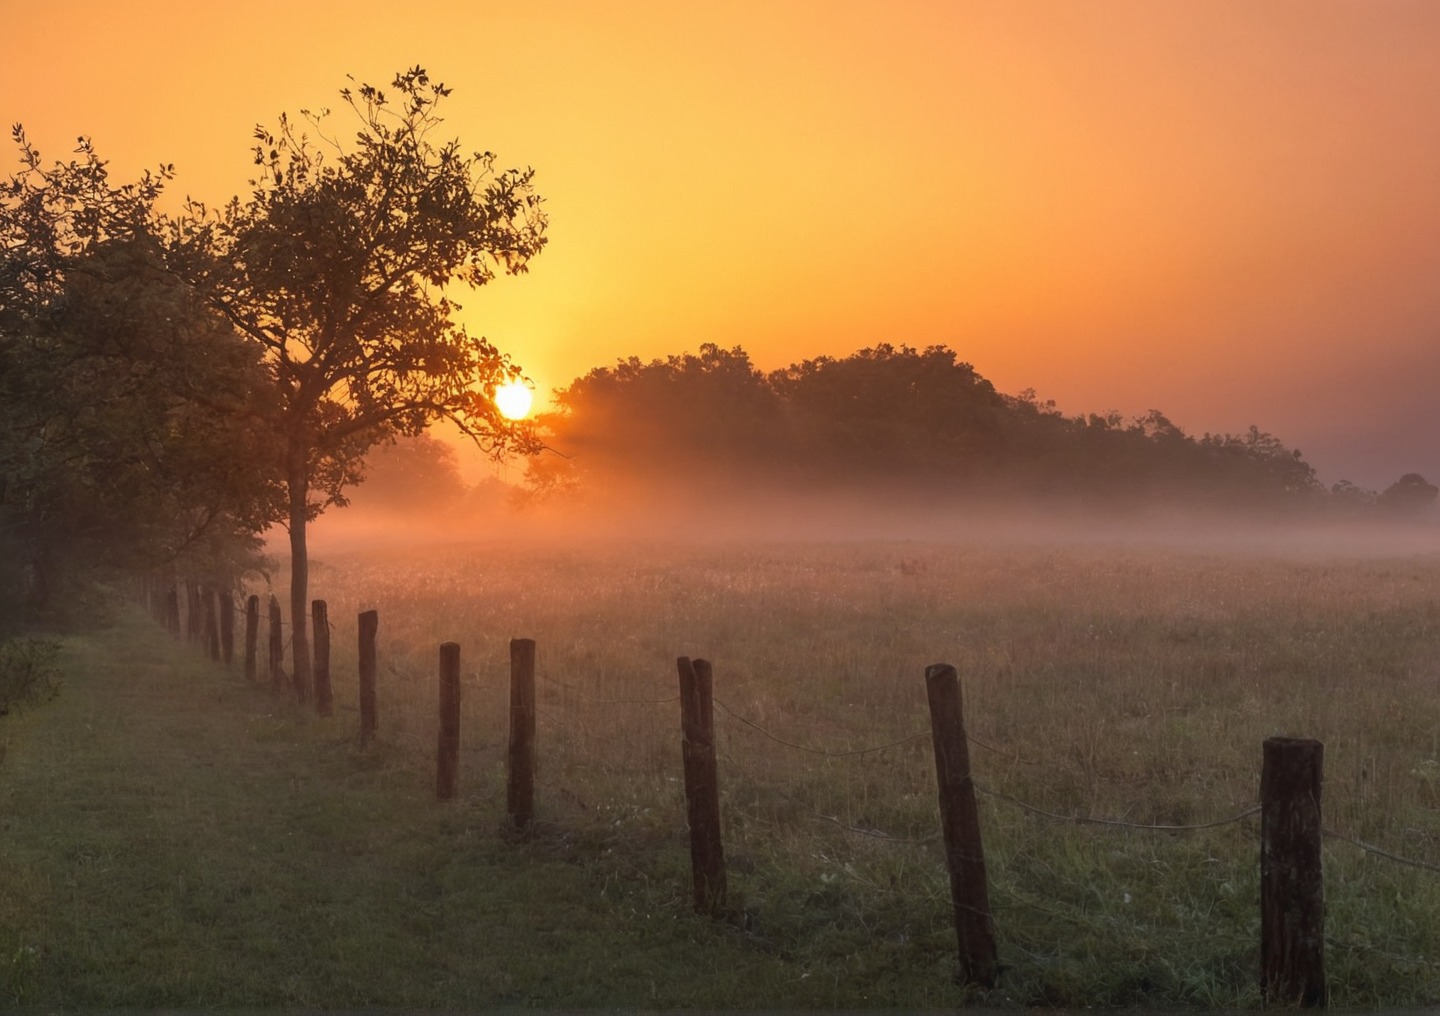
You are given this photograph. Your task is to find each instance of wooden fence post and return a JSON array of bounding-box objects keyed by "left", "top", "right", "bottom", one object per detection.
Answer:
[
  {"left": 268, "top": 596, "right": 283, "bottom": 694},
  {"left": 312, "top": 600, "right": 332, "bottom": 717},
  {"left": 243, "top": 594, "right": 259, "bottom": 682},
  {"left": 358, "top": 609, "right": 378, "bottom": 746},
  {"left": 437, "top": 642, "right": 461, "bottom": 801},
  {"left": 203, "top": 588, "right": 220, "bottom": 661},
  {"left": 220, "top": 591, "right": 235, "bottom": 666},
  {"left": 187, "top": 582, "right": 202, "bottom": 644},
  {"left": 1261, "top": 736, "right": 1327, "bottom": 1008},
  {"left": 677, "top": 656, "right": 727, "bottom": 915},
  {"left": 924, "top": 663, "right": 998, "bottom": 989},
  {"left": 508, "top": 638, "right": 537, "bottom": 829}
]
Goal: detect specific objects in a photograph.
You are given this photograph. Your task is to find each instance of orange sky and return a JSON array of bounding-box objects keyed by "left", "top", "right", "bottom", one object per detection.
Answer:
[{"left": 6, "top": 0, "right": 1440, "bottom": 488}]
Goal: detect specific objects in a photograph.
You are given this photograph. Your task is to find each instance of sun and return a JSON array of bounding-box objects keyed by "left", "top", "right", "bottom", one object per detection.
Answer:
[{"left": 493, "top": 380, "right": 534, "bottom": 421}]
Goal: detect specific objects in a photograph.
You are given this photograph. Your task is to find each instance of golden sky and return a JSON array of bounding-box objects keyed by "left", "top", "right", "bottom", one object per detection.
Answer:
[{"left": 6, "top": 0, "right": 1440, "bottom": 487}]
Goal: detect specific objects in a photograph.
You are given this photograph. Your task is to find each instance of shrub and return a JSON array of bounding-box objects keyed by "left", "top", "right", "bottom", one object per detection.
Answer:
[{"left": 0, "top": 637, "right": 61, "bottom": 716}]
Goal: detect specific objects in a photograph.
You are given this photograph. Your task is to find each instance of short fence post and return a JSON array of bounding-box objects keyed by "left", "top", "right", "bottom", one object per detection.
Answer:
[
  {"left": 507, "top": 638, "right": 537, "bottom": 829},
  {"left": 924, "top": 663, "right": 999, "bottom": 989},
  {"left": 203, "top": 588, "right": 220, "bottom": 661},
  {"left": 268, "top": 596, "right": 283, "bottom": 694},
  {"left": 219, "top": 591, "right": 235, "bottom": 666},
  {"left": 243, "top": 595, "right": 259, "bottom": 682},
  {"left": 677, "top": 656, "right": 727, "bottom": 915},
  {"left": 436, "top": 642, "right": 461, "bottom": 801},
  {"left": 311, "top": 600, "right": 332, "bottom": 717},
  {"left": 358, "top": 610, "right": 378, "bottom": 746},
  {"left": 1261, "top": 736, "right": 1327, "bottom": 1007}
]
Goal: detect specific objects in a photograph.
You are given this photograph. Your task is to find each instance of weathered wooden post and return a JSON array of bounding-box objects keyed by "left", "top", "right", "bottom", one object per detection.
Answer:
[
  {"left": 243, "top": 594, "right": 259, "bottom": 682},
  {"left": 677, "top": 656, "right": 727, "bottom": 915},
  {"left": 165, "top": 587, "right": 181, "bottom": 637},
  {"left": 358, "top": 609, "right": 378, "bottom": 746},
  {"left": 203, "top": 588, "right": 221, "bottom": 661},
  {"left": 268, "top": 596, "right": 283, "bottom": 694},
  {"left": 311, "top": 600, "right": 332, "bottom": 717},
  {"left": 436, "top": 642, "right": 461, "bottom": 801},
  {"left": 924, "top": 663, "right": 998, "bottom": 989},
  {"left": 1261, "top": 736, "right": 1326, "bottom": 1008},
  {"left": 507, "top": 638, "right": 537, "bottom": 829},
  {"left": 219, "top": 591, "right": 235, "bottom": 666},
  {"left": 186, "top": 582, "right": 202, "bottom": 643}
]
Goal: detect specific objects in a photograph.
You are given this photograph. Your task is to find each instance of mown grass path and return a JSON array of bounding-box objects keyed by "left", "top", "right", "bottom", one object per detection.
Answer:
[{"left": 0, "top": 612, "right": 875, "bottom": 1009}]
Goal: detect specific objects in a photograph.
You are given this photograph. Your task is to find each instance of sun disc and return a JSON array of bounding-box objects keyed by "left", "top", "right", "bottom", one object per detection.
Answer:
[{"left": 494, "top": 380, "right": 534, "bottom": 420}]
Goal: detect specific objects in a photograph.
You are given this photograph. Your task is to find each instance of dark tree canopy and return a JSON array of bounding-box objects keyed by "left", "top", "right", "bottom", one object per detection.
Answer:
[
  {"left": 164, "top": 67, "right": 548, "bottom": 687},
  {"left": 1, "top": 129, "right": 279, "bottom": 618},
  {"left": 526, "top": 342, "right": 1344, "bottom": 519}
]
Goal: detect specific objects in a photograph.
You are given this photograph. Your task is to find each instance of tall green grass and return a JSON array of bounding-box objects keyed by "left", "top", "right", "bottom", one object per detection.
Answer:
[{"left": 6, "top": 534, "right": 1440, "bottom": 1007}]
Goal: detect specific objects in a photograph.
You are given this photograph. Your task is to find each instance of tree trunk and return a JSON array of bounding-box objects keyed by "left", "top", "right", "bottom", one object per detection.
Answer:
[{"left": 286, "top": 440, "right": 313, "bottom": 697}]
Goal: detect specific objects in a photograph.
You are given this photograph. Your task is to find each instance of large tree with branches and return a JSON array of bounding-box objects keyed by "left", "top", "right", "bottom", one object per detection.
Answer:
[{"left": 167, "top": 67, "right": 547, "bottom": 692}]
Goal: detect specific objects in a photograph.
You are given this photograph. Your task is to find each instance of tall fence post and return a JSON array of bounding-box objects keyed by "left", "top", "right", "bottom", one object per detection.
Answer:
[
  {"left": 436, "top": 642, "right": 461, "bottom": 801},
  {"left": 924, "top": 663, "right": 998, "bottom": 989},
  {"left": 508, "top": 638, "right": 537, "bottom": 830},
  {"left": 187, "top": 582, "right": 202, "bottom": 644},
  {"left": 220, "top": 591, "right": 235, "bottom": 666},
  {"left": 243, "top": 594, "right": 259, "bottom": 682},
  {"left": 312, "top": 600, "right": 332, "bottom": 717},
  {"left": 203, "top": 588, "right": 220, "bottom": 662},
  {"left": 268, "top": 596, "right": 283, "bottom": 694},
  {"left": 677, "top": 656, "right": 727, "bottom": 916},
  {"left": 1261, "top": 736, "right": 1327, "bottom": 1008},
  {"left": 358, "top": 609, "right": 378, "bottom": 746}
]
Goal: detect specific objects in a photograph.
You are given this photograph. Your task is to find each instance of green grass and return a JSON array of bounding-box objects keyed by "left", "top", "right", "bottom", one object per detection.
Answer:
[{"left": 7, "top": 533, "right": 1440, "bottom": 1007}]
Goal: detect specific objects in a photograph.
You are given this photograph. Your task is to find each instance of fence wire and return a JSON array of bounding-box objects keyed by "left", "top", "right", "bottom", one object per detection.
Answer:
[{"left": 154, "top": 587, "right": 1440, "bottom": 880}]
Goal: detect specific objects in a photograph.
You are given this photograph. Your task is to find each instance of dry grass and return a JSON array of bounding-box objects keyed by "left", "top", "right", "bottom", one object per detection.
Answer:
[{"left": 234, "top": 528, "right": 1440, "bottom": 1005}]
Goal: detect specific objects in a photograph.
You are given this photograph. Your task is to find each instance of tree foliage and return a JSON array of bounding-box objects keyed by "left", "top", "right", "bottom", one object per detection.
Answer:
[
  {"left": 164, "top": 67, "right": 547, "bottom": 686},
  {"left": 1, "top": 128, "right": 279, "bottom": 618},
  {"left": 527, "top": 342, "right": 1352, "bottom": 518}
]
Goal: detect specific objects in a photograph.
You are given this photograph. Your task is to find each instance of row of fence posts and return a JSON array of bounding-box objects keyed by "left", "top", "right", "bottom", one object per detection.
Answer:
[{"left": 150, "top": 581, "right": 1328, "bottom": 1006}]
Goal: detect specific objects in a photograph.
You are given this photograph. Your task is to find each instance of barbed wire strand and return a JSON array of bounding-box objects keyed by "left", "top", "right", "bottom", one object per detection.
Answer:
[
  {"left": 713, "top": 696, "right": 928, "bottom": 758},
  {"left": 976, "top": 782, "right": 1261, "bottom": 832},
  {"left": 537, "top": 670, "right": 679, "bottom": 706},
  {"left": 1323, "top": 827, "right": 1440, "bottom": 875}
]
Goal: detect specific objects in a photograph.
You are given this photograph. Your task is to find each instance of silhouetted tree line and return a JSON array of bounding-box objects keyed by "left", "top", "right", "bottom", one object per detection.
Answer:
[
  {"left": 526, "top": 343, "right": 1436, "bottom": 520},
  {"left": 1, "top": 70, "right": 543, "bottom": 636}
]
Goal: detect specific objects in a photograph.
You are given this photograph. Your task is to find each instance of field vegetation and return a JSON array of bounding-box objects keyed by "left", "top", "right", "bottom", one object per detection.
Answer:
[{"left": 251, "top": 531, "right": 1440, "bottom": 1004}]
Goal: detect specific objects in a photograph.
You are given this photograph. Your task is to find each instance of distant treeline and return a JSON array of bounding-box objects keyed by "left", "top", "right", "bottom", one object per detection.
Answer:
[{"left": 524, "top": 343, "right": 1437, "bottom": 519}]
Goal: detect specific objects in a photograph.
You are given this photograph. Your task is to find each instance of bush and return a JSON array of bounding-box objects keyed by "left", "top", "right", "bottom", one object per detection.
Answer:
[{"left": 0, "top": 638, "right": 61, "bottom": 716}]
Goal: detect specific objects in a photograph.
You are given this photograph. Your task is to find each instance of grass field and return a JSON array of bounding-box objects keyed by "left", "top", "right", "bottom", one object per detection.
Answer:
[{"left": 6, "top": 527, "right": 1440, "bottom": 1007}]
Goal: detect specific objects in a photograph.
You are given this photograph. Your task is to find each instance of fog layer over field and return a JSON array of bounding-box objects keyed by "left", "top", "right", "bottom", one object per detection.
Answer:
[{"left": 306, "top": 474, "right": 1440, "bottom": 561}]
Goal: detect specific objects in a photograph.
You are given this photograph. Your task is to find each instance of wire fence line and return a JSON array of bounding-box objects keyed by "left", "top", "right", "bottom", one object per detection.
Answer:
[{"left": 156, "top": 586, "right": 1440, "bottom": 882}]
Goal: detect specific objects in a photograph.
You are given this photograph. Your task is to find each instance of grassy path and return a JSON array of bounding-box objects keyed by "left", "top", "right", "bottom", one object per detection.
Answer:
[{"left": 0, "top": 612, "right": 875, "bottom": 1009}]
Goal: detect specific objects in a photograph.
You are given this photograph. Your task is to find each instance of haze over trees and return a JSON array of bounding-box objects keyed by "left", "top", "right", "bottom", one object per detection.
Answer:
[{"left": 525, "top": 342, "right": 1426, "bottom": 523}]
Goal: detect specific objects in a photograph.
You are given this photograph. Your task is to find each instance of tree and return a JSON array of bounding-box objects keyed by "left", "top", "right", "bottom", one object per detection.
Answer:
[
  {"left": 530, "top": 343, "right": 781, "bottom": 500},
  {"left": 1, "top": 129, "right": 280, "bottom": 616},
  {"left": 347, "top": 433, "right": 468, "bottom": 512},
  {"left": 165, "top": 68, "right": 547, "bottom": 690},
  {"left": 1377, "top": 473, "right": 1438, "bottom": 519}
]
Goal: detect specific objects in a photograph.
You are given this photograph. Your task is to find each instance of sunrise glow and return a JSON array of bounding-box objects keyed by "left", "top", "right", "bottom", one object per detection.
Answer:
[
  {"left": 7, "top": 1, "right": 1440, "bottom": 486},
  {"left": 493, "top": 380, "right": 534, "bottom": 421}
]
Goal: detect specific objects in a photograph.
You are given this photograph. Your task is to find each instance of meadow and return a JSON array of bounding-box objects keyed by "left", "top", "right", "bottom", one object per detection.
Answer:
[
  {"left": 284, "top": 522, "right": 1440, "bottom": 1007},
  {"left": 6, "top": 523, "right": 1440, "bottom": 1008}
]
